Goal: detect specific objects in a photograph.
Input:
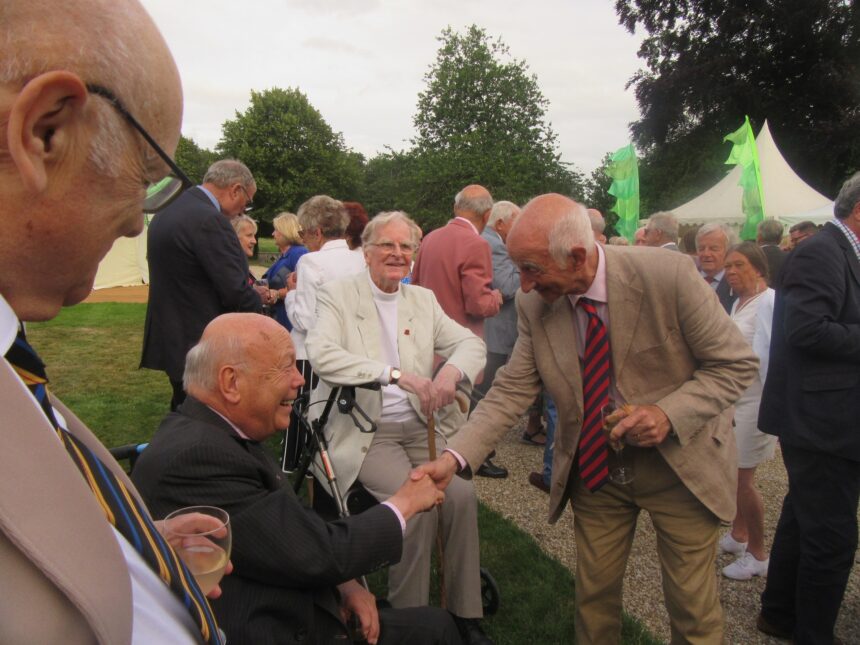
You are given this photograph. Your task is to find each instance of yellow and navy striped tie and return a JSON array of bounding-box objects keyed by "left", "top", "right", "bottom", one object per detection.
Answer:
[{"left": 6, "top": 328, "right": 222, "bottom": 644}]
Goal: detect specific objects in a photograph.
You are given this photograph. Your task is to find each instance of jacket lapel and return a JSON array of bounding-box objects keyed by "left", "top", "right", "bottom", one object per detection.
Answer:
[
  {"left": 355, "top": 278, "right": 384, "bottom": 363},
  {"left": 396, "top": 288, "right": 418, "bottom": 375},
  {"left": 604, "top": 249, "right": 643, "bottom": 383},
  {"left": 541, "top": 298, "right": 582, "bottom": 404}
]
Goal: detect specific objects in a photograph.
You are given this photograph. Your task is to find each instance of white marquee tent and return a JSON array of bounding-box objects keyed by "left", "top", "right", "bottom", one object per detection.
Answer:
[
  {"left": 93, "top": 218, "right": 150, "bottom": 289},
  {"left": 671, "top": 121, "right": 834, "bottom": 229}
]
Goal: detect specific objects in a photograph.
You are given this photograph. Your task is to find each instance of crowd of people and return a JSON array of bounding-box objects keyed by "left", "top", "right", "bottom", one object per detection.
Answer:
[{"left": 1, "top": 1, "right": 858, "bottom": 644}]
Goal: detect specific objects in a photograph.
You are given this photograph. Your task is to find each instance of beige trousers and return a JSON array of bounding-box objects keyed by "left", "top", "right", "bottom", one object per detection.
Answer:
[
  {"left": 358, "top": 418, "right": 483, "bottom": 618},
  {"left": 571, "top": 447, "right": 723, "bottom": 645}
]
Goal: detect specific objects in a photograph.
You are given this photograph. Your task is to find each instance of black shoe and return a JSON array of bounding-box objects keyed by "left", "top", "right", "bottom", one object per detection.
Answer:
[
  {"left": 476, "top": 458, "right": 507, "bottom": 479},
  {"left": 756, "top": 613, "right": 792, "bottom": 640},
  {"left": 528, "top": 471, "right": 550, "bottom": 494},
  {"left": 452, "top": 616, "right": 494, "bottom": 645}
]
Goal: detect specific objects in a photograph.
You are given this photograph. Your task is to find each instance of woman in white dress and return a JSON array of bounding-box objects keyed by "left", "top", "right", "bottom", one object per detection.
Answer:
[{"left": 719, "top": 241, "right": 778, "bottom": 580}]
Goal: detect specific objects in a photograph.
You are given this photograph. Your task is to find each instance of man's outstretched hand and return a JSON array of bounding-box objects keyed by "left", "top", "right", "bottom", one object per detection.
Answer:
[{"left": 411, "top": 451, "right": 459, "bottom": 491}]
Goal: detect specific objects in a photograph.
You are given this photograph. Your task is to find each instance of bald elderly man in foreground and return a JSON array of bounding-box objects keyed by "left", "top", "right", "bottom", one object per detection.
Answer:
[
  {"left": 133, "top": 314, "right": 462, "bottom": 644},
  {"left": 417, "top": 194, "right": 757, "bottom": 644},
  {"left": 0, "top": 1, "right": 227, "bottom": 642}
]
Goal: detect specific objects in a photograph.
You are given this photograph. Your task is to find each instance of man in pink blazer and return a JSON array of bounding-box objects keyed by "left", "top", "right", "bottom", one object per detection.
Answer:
[
  {"left": 417, "top": 194, "right": 758, "bottom": 644},
  {"left": 412, "top": 184, "right": 502, "bottom": 339}
]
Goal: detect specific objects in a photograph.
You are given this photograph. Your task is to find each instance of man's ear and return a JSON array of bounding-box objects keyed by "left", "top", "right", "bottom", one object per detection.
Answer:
[
  {"left": 218, "top": 365, "right": 242, "bottom": 404},
  {"left": 6, "top": 71, "right": 89, "bottom": 193},
  {"left": 569, "top": 246, "right": 588, "bottom": 268}
]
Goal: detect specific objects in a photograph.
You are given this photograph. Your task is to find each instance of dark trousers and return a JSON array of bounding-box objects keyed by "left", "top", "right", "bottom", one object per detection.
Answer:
[
  {"left": 472, "top": 351, "right": 508, "bottom": 414},
  {"left": 761, "top": 443, "right": 860, "bottom": 644},
  {"left": 378, "top": 602, "right": 463, "bottom": 644}
]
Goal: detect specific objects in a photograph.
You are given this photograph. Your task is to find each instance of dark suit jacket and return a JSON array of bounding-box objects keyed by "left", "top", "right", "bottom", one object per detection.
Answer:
[
  {"left": 715, "top": 275, "right": 736, "bottom": 314},
  {"left": 131, "top": 397, "right": 402, "bottom": 645},
  {"left": 760, "top": 244, "right": 786, "bottom": 287},
  {"left": 140, "top": 187, "right": 262, "bottom": 380},
  {"left": 759, "top": 222, "right": 860, "bottom": 462}
]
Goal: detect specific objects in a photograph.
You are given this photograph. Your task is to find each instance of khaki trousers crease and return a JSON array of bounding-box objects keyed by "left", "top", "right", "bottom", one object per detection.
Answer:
[
  {"left": 358, "top": 418, "right": 483, "bottom": 618},
  {"left": 571, "top": 447, "right": 723, "bottom": 645}
]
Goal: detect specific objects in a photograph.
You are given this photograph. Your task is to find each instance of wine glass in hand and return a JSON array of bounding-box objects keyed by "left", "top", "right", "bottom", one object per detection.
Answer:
[
  {"left": 164, "top": 506, "right": 232, "bottom": 595},
  {"left": 601, "top": 402, "right": 635, "bottom": 485}
]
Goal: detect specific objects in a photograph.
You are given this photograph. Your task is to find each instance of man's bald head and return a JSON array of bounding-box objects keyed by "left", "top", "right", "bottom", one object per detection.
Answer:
[
  {"left": 0, "top": 0, "right": 183, "bottom": 321},
  {"left": 185, "top": 313, "right": 303, "bottom": 441},
  {"left": 587, "top": 208, "right": 607, "bottom": 243},
  {"left": 454, "top": 184, "right": 494, "bottom": 232},
  {"left": 506, "top": 194, "right": 598, "bottom": 301}
]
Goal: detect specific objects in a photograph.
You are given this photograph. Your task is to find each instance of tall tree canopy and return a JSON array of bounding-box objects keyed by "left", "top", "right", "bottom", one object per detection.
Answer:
[
  {"left": 174, "top": 135, "right": 217, "bottom": 185},
  {"left": 380, "top": 25, "right": 583, "bottom": 228},
  {"left": 217, "top": 88, "right": 364, "bottom": 223},
  {"left": 617, "top": 0, "right": 860, "bottom": 204}
]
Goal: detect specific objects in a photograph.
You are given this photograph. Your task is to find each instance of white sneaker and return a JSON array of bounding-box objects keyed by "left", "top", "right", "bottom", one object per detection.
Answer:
[
  {"left": 722, "top": 552, "right": 769, "bottom": 580},
  {"left": 718, "top": 532, "right": 748, "bottom": 555}
]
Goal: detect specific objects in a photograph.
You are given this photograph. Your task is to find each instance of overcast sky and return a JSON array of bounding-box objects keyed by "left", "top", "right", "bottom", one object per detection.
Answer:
[{"left": 141, "top": 0, "right": 644, "bottom": 175}]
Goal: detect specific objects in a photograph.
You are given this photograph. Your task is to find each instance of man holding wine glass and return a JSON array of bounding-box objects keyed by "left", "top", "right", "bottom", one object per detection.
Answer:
[
  {"left": 415, "top": 193, "right": 758, "bottom": 644},
  {"left": 132, "top": 313, "right": 463, "bottom": 645}
]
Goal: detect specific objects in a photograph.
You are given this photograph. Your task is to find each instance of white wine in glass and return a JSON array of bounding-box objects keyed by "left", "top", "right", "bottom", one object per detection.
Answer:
[
  {"left": 601, "top": 402, "right": 635, "bottom": 485},
  {"left": 164, "top": 505, "right": 231, "bottom": 595}
]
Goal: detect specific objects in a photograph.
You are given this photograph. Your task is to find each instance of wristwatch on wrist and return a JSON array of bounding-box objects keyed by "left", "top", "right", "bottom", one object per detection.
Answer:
[{"left": 389, "top": 367, "right": 402, "bottom": 385}]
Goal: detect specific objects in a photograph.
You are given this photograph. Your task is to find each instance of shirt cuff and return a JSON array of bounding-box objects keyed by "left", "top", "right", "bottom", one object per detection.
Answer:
[
  {"left": 443, "top": 448, "right": 467, "bottom": 471},
  {"left": 378, "top": 366, "right": 391, "bottom": 385},
  {"left": 381, "top": 501, "right": 406, "bottom": 535}
]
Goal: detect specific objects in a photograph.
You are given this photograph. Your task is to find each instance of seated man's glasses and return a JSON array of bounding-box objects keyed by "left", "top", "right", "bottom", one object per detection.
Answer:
[
  {"left": 371, "top": 240, "right": 418, "bottom": 255},
  {"left": 87, "top": 84, "right": 193, "bottom": 213}
]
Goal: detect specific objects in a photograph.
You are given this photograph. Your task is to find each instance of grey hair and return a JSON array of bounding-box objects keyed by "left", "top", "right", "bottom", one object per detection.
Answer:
[
  {"left": 183, "top": 333, "right": 246, "bottom": 393},
  {"left": 834, "top": 171, "right": 860, "bottom": 220},
  {"left": 362, "top": 211, "right": 422, "bottom": 248},
  {"left": 548, "top": 202, "right": 594, "bottom": 266},
  {"left": 487, "top": 201, "right": 520, "bottom": 228},
  {"left": 757, "top": 218, "right": 784, "bottom": 244},
  {"left": 203, "top": 159, "right": 255, "bottom": 190},
  {"left": 231, "top": 214, "right": 257, "bottom": 236},
  {"left": 647, "top": 211, "right": 679, "bottom": 242},
  {"left": 297, "top": 195, "right": 349, "bottom": 239},
  {"left": 696, "top": 222, "right": 737, "bottom": 249},
  {"left": 0, "top": 1, "right": 163, "bottom": 178},
  {"left": 454, "top": 189, "right": 493, "bottom": 216},
  {"left": 587, "top": 209, "right": 606, "bottom": 235}
]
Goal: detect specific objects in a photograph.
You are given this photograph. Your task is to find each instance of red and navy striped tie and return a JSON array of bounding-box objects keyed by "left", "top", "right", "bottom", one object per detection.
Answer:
[
  {"left": 6, "top": 328, "right": 222, "bottom": 644},
  {"left": 577, "top": 297, "right": 611, "bottom": 491}
]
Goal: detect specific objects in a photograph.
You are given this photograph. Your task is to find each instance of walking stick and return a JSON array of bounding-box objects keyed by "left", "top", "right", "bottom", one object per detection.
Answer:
[{"left": 426, "top": 392, "right": 469, "bottom": 610}]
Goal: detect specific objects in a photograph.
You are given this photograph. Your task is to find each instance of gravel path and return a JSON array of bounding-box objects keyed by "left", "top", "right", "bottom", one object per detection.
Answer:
[{"left": 472, "top": 417, "right": 860, "bottom": 644}]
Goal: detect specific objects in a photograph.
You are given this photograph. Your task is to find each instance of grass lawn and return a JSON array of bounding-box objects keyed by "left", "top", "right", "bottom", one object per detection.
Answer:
[{"left": 28, "top": 303, "right": 662, "bottom": 645}]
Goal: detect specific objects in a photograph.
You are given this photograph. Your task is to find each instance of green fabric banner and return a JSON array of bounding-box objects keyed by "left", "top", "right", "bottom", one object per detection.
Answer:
[
  {"left": 724, "top": 116, "right": 766, "bottom": 240},
  {"left": 605, "top": 143, "right": 640, "bottom": 242}
]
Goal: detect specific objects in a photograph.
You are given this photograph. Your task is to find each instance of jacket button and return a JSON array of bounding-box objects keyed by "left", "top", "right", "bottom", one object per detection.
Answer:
[
  {"left": 295, "top": 627, "right": 307, "bottom": 641},
  {"left": 361, "top": 446, "right": 368, "bottom": 453}
]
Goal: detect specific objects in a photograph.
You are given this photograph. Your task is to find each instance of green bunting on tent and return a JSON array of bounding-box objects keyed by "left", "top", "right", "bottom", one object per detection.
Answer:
[
  {"left": 605, "top": 143, "right": 640, "bottom": 242},
  {"left": 724, "top": 116, "right": 766, "bottom": 240}
]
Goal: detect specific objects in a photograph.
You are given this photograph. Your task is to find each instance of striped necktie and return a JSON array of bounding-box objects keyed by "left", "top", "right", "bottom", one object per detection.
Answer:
[
  {"left": 577, "top": 298, "right": 611, "bottom": 492},
  {"left": 6, "top": 328, "right": 222, "bottom": 644}
]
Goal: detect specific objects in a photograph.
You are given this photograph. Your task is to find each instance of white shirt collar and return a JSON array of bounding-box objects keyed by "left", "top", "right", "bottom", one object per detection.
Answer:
[
  {"left": 0, "top": 293, "right": 20, "bottom": 355},
  {"left": 320, "top": 239, "right": 350, "bottom": 252},
  {"left": 454, "top": 216, "right": 480, "bottom": 236}
]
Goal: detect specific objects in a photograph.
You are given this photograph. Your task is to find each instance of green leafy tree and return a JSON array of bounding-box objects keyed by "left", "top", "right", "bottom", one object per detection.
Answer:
[
  {"left": 217, "top": 88, "right": 364, "bottom": 223},
  {"left": 174, "top": 135, "right": 216, "bottom": 185},
  {"left": 617, "top": 0, "right": 860, "bottom": 201},
  {"left": 403, "top": 25, "right": 583, "bottom": 228},
  {"left": 583, "top": 153, "right": 619, "bottom": 234}
]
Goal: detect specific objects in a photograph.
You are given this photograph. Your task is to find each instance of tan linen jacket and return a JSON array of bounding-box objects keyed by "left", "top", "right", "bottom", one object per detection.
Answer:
[{"left": 449, "top": 245, "right": 758, "bottom": 523}]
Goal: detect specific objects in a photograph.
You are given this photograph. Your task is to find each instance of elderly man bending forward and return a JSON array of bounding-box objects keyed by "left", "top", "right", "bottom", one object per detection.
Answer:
[{"left": 306, "top": 211, "right": 493, "bottom": 645}]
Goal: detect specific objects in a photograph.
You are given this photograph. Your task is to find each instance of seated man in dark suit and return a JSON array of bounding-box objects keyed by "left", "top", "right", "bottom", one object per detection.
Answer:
[{"left": 132, "top": 312, "right": 462, "bottom": 645}]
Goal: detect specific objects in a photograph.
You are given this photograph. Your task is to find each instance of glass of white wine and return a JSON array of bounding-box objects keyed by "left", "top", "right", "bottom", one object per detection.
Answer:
[
  {"left": 601, "top": 402, "right": 635, "bottom": 485},
  {"left": 164, "top": 505, "right": 231, "bottom": 595}
]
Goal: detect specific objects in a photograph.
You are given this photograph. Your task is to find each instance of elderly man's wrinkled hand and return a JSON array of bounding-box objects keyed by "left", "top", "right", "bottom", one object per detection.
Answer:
[
  {"left": 411, "top": 452, "right": 458, "bottom": 491},
  {"left": 610, "top": 404, "right": 672, "bottom": 448},
  {"left": 338, "top": 580, "right": 380, "bottom": 644},
  {"left": 395, "top": 371, "right": 437, "bottom": 417},
  {"left": 389, "top": 473, "right": 445, "bottom": 520},
  {"left": 432, "top": 364, "right": 460, "bottom": 410}
]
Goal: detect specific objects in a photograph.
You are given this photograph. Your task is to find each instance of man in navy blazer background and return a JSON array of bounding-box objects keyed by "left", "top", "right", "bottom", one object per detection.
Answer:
[
  {"left": 757, "top": 172, "right": 860, "bottom": 644},
  {"left": 141, "top": 159, "right": 268, "bottom": 410}
]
